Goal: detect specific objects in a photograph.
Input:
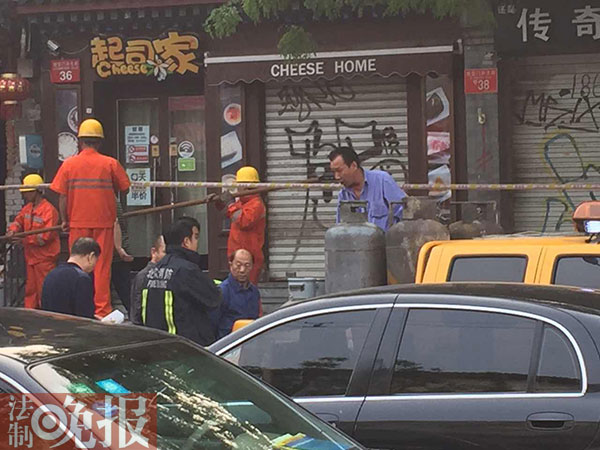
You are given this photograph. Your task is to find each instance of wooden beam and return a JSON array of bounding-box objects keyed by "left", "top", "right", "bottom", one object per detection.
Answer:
[{"left": 17, "top": 0, "right": 225, "bottom": 15}]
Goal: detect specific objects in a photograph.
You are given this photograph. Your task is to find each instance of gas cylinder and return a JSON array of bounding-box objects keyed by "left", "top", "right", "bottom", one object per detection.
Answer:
[
  {"left": 386, "top": 197, "right": 449, "bottom": 284},
  {"left": 325, "top": 201, "right": 386, "bottom": 294},
  {"left": 449, "top": 203, "right": 485, "bottom": 239}
]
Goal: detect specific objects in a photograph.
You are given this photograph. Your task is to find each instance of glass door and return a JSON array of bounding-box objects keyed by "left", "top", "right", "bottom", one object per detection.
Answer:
[
  {"left": 117, "top": 98, "right": 160, "bottom": 257},
  {"left": 169, "top": 96, "right": 208, "bottom": 264}
]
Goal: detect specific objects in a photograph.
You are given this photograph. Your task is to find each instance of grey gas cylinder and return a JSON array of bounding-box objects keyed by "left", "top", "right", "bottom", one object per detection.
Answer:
[
  {"left": 386, "top": 197, "right": 449, "bottom": 284},
  {"left": 325, "top": 201, "right": 387, "bottom": 294}
]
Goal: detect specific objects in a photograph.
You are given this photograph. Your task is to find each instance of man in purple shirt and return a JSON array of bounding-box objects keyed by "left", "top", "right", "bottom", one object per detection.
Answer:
[{"left": 329, "top": 147, "right": 407, "bottom": 232}]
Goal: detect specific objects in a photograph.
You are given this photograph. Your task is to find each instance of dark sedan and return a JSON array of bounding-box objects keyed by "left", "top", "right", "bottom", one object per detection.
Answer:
[
  {"left": 0, "top": 309, "right": 361, "bottom": 449},
  {"left": 210, "top": 283, "right": 600, "bottom": 450}
]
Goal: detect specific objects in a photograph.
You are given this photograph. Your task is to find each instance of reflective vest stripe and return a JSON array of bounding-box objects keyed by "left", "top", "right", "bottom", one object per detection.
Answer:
[
  {"left": 141, "top": 289, "right": 148, "bottom": 325},
  {"left": 164, "top": 290, "right": 176, "bottom": 335},
  {"left": 213, "top": 279, "right": 222, "bottom": 285}
]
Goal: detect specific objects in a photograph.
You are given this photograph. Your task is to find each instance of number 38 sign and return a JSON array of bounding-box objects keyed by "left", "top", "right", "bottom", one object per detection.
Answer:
[
  {"left": 464, "top": 68, "right": 498, "bottom": 94},
  {"left": 50, "top": 59, "right": 81, "bottom": 84}
]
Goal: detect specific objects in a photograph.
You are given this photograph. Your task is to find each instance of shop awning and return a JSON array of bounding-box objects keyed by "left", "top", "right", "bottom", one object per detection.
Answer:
[{"left": 204, "top": 45, "right": 455, "bottom": 85}]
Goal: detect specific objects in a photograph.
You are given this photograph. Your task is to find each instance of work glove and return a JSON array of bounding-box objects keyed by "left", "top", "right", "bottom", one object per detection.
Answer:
[{"left": 220, "top": 191, "right": 235, "bottom": 206}]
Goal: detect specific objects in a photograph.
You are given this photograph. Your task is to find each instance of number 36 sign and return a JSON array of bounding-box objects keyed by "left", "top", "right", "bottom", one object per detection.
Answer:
[
  {"left": 50, "top": 59, "right": 81, "bottom": 84},
  {"left": 464, "top": 68, "right": 497, "bottom": 94}
]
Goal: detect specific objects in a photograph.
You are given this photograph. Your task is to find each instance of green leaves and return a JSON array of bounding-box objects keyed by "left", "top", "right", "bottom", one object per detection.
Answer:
[
  {"left": 278, "top": 25, "right": 317, "bottom": 60},
  {"left": 204, "top": 0, "right": 494, "bottom": 57},
  {"left": 204, "top": 4, "right": 243, "bottom": 39}
]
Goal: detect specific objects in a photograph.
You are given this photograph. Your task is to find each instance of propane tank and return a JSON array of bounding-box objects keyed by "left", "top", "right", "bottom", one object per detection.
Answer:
[
  {"left": 386, "top": 197, "right": 450, "bottom": 284},
  {"left": 325, "top": 201, "right": 386, "bottom": 294},
  {"left": 449, "top": 203, "right": 485, "bottom": 239}
]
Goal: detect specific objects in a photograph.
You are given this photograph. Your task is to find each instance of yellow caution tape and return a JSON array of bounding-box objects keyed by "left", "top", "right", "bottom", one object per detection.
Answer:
[{"left": 5, "top": 181, "right": 600, "bottom": 191}]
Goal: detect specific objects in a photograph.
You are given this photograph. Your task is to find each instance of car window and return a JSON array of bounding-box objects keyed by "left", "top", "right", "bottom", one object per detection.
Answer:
[
  {"left": 30, "top": 342, "right": 358, "bottom": 450},
  {"left": 553, "top": 256, "right": 600, "bottom": 290},
  {"left": 391, "top": 309, "right": 537, "bottom": 394},
  {"left": 448, "top": 256, "right": 527, "bottom": 282},
  {"left": 535, "top": 324, "right": 581, "bottom": 393},
  {"left": 223, "top": 309, "right": 377, "bottom": 397}
]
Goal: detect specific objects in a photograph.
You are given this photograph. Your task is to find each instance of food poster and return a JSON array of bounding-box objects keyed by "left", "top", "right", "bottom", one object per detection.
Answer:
[
  {"left": 426, "top": 76, "right": 453, "bottom": 207},
  {"left": 125, "top": 125, "right": 150, "bottom": 164},
  {"left": 219, "top": 85, "right": 243, "bottom": 172},
  {"left": 55, "top": 89, "right": 79, "bottom": 161},
  {"left": 126, "top": 168, "right": 152, "bottom": 206}
]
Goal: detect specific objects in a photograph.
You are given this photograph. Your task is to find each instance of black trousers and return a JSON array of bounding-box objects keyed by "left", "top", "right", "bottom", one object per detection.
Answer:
[{"left": 111, "top": 261, "right": 132, "bottom": 311}]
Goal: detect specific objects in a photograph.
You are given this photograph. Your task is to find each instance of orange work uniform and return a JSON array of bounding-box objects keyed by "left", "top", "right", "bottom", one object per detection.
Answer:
[
  {"left": 227, "top": 194, "right": 266, "bottom": 284},
  {"left": 50, "top": 148, "right": 131, "bottom": 317},
  {"left": 8, "top": 199, "right": 60, "bottom": 309}
]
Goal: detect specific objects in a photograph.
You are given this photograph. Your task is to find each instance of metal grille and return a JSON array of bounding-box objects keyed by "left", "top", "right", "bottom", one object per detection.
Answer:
[
  {"left": 265, "top": 78, "right": 408, "bottom": 279},
  {"left": 511, "top": 54, "right": 600, "bottom": 232}
]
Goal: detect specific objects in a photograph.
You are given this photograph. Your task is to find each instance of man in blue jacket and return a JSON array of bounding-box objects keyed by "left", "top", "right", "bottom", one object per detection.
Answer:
[
  {"left": 41, "top": 237, "right": 99, "bottom": 318},
  {"left": 214, "top": 248, "right": 262, "bottom": 339}
]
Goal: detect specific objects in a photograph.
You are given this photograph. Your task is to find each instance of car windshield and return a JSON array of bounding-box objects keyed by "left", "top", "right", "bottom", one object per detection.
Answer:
[{"left": 29, "top": 341, "right": 359, "bottom": 449}]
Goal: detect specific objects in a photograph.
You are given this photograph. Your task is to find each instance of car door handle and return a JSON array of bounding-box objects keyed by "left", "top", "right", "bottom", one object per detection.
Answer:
[
  {"left": 527, "top": 412, "right": 574, "bottom": 431},
  {"left": 315, "top": 412, "right": 339, "bottom": 427}
]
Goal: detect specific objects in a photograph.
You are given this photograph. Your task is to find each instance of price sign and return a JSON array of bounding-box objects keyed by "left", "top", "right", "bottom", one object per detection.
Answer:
[
  {"left": 464, "top": 68, "right": 497, "bottom": 94},
  {"left": 50, "top": 59, "right": 81, "bottom": 84}
]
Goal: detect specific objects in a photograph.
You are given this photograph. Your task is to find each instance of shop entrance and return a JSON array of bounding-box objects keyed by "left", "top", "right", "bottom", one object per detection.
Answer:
[{"left": 95, "top": 79, "right": 208, "bottom": 266}]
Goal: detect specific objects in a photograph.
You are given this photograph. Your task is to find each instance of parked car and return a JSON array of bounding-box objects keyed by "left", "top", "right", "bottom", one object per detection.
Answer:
[
  {"left": 210, "top": 283, "right": 600, "bottom": 450},
  {"left": 0, "top": 309, "right": 362, "bottom": 450}
]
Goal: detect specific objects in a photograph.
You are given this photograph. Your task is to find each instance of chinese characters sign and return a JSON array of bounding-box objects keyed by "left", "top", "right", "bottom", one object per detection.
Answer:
[
  {"left": 125, "top": 125, "right": 150, "bottom": 164},
  {"left": 127, "top": 168, "right": 151, "bottom": 206},
  {"left": 90, "top": 32, "right": 199, "bottom": 80},
  {"left": 464, "top": 69, "right": 498, "bottom": 94},
  {"left": 50, "top": 59, "right": 80, "bottom": 84},
  {"left": 496, "top": 1, "right": 600, "bottom": 54},
  {"left": 1, "top": 393, "right": 156, "bottom": 449}
]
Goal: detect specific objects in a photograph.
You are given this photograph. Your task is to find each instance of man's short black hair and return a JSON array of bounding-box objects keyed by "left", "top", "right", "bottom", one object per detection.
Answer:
[
  {"left": 80, "top": 138, "right": 102, "bottom": 151},
  {"left": 164, "top": 216, "right": 200, "bottom": 246},
  {"left": 71, "top": 237, "right": 101, "bottom": 257},
  {"left": 328, "top": 147, "right": 361, "bottom": 168}
]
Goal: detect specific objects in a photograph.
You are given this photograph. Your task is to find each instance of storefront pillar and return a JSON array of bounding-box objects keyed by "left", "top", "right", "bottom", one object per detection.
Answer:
[{"left": 463, "top": 34, "right": 503, "bottom": 226}]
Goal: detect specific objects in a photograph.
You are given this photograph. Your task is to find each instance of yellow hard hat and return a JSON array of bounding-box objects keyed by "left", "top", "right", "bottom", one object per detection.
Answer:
[
  {"left": 20, "top": 174, "right": 44, "bottom": 192},
  {"left": 236, "top": 166, "right": 260, "bottom": 183},
  {"left": 78, "top": 118, "right": 104, "bottom": 139}
]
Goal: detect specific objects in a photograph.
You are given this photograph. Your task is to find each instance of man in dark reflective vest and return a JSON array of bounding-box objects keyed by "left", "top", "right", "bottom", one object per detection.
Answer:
[{"left": 141, "top": 217, "right": 221, "bottom": 345}]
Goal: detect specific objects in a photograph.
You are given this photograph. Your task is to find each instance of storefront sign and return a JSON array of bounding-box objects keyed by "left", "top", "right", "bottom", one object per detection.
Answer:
[
  {"left": 91, "top": 32, "right": 199, "bottom": 81},
  {"left": 50, "top": 59, "right": 81, "bottom": 84},
  {"left": 270, "top": 58, "right": 377, "bottom": 79},
  {"left": 125, "top": 125, "right": 150, "bottom": 163},
  {"left": 496, "top": 1, "right": 600, "bottom": 54},
  {"left": 126, "top": 168, "right": 151, "bottom": 206},
  {"left": 464, "top": 69, "right": 498, "bottom": 94},
  {"left": 205, "top": 46, "right": 454, "bottom": 85}
]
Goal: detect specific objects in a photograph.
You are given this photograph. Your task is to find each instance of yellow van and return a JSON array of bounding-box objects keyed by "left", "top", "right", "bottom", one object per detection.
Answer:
[
  {"left": 415, "top": 234, "right": 600, "bottom": 289},
  {"left": 415, "top": 201, "right": 600, "bottom": 290}
]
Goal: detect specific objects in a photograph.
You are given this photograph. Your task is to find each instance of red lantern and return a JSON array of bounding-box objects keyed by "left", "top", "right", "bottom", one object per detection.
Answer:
[{"left": 0, "top": 73, "right": 30, "bottom": 120}]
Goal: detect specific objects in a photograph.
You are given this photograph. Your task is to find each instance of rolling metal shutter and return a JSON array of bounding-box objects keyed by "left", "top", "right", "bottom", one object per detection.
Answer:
[
  {"left": 265, "top": 78, "right": 408, "bottom": 279},
  {"left": 511, "top": 54, "right": 600, "bottom": 232}
]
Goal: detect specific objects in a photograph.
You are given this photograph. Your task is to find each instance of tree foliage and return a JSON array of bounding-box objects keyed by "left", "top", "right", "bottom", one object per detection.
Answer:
[{"left": 204, "top": 0, "right": 493, "bottom": 58}]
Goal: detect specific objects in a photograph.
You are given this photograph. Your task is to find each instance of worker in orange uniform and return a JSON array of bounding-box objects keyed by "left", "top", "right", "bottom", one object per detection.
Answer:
[
  {"left": 218, "top": 166, "right": 266, "bottom": 284},
  {"left": 6, "top": 174, "right": 60, "bottom": 309},
  {"left": 50, "top": 119, "right": 131, "bottom": 318}
]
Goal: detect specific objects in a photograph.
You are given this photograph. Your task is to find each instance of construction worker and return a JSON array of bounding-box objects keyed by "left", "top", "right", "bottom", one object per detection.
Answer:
[
  {"left": 50, "top": 118, "right": 131, "bottom": 318},
  {"left": 6, "top": 174, "right": 60, "bottom": 309},
  {"left": 219, "top": 166, "right": 266, "bottom": 284}
]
